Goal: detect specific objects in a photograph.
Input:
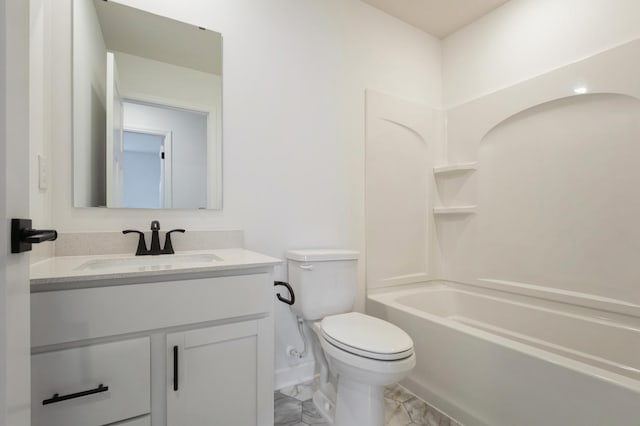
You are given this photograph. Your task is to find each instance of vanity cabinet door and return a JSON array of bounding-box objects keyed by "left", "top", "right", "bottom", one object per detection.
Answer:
[{"left": 166, "top": 318, "right": 273, "bottom": 426}]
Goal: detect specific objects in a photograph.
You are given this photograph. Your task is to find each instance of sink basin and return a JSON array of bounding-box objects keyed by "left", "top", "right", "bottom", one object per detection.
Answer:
[{"left": 75, "top": 253, "right": 223, "bottom": 271}]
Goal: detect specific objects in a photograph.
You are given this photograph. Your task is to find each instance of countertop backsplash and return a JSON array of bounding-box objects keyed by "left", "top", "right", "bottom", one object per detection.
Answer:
[{"left": 30, "top": 230, "right": 244, "bottom": 260}]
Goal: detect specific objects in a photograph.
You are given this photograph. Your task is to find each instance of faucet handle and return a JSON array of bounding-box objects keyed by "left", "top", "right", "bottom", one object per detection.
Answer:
[
  {"left": 150, "top": 220, "right": 160, "bottom": 231},
  {"left": 161, "top": 229, "right": 186, "bottom": 255},
  {"left": 123, "top": 230, "right": 149, "bottom": 256}
]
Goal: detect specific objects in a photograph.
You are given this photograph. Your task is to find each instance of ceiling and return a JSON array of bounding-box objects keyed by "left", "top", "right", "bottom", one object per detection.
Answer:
[
  {"left": 361, "top": 0, "right": 511, "bottom": 38},
  {"left": 94, "top": 0, "right": 222, "bottom": 75}
]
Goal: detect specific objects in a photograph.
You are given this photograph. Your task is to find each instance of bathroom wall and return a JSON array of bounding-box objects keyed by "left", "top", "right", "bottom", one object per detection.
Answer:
[
  {"left": 29, "top": 0, "right": 54, "bottom": 262},
  {"left": 438, "top": 0, "right": 640, "bottom": 312},
  {"left": 73, "top": 0, "right": 108, "bottom": 207},
  {"left": 4, "top": 0, "right": 32, "bottom": 423},
  {"left": 123, "top": 102, "right": 208, "bottom": 209},
  {"left": 365, "top": 90, "right": 442, "bottom": 290},
  {"left": 114, "top": 51, "right": 222, "bottom": 207},
  {"left": 443, "top": 0, "right": 640, "bottom": 107},
  {"left": 40, "top": 0, "right": 442, "bottom": 388},
  {"left": 476, "top": 92, "right": 640, "bottom": 306},
  {"left": 439, "top": 42, "right": 640, "bottom": 314}
]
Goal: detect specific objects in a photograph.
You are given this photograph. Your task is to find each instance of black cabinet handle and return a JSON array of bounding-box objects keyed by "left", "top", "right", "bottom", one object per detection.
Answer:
[
  {"left": 173, "top": 345, "right": 179, "bottom": 391},
  {"left": 42, "top": 384, "right": 109, "bottom": 405},
  {"left": 274, "top": 281, "right": 295, "bottom": 306}
]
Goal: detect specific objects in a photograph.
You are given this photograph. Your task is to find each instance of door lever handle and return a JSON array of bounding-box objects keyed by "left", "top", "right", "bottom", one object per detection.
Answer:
[
  {"left": 11, "top": 219, "right": 57, "bottom": 254},
  {"left": 23, "top": 230, "right": 58, "bottom": 244}
]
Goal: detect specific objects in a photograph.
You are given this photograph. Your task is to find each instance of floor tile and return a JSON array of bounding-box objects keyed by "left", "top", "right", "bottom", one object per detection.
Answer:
[
  {"left": 404, "top": 396, "right": 428, "bottom": 423},
  {"left": 403, "top": 395, "right": 459, "bottom": 426},
  {"left": 275, "top": 391, "right": 303, "bottom": 426},
  {"left": 384, "top": 397, "right": 412, "bottom": 426},
  {"left": 384, "top": 383, "right": 416, "bottom": 403},
  {"left": 301, "top": 399, "right": 330, "bottom": 425},
  {"left": 274, "top": 382, "right": 463, "bottom": 426},
  {"left": 279, "top": 378, "right": 319, "bottom": 402}
]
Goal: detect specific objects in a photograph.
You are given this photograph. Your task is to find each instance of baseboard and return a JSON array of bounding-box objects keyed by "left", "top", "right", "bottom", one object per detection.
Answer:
[
  {"left": 401, "top": 376, "right": 485, "bottom": 426},
  {"left": 274, "top": 361, "right": 315, "bottom": 391}
]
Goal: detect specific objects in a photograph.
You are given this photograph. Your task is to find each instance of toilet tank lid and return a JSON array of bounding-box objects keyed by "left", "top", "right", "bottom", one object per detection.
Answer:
[{"left": 286, "top": 249, "right": 359, "bottom": 262}]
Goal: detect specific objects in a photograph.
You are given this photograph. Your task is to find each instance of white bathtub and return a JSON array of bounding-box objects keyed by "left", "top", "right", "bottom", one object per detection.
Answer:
[{"left": 367, "top": 281, "right": 640, "bottom": 426}]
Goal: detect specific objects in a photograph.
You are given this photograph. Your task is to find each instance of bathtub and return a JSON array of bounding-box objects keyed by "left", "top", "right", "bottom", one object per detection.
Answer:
[{"left": 367, "top": 281, "right": 640, "bottom": 426}]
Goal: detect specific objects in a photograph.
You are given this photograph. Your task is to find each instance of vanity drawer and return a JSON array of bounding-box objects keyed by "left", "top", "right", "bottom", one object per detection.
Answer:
[
  {"left": 32, "top": 273, "right": 272, "bottom": 347},
  {"left": 32, "top": 337, "right": 150, "bottom": 426}
]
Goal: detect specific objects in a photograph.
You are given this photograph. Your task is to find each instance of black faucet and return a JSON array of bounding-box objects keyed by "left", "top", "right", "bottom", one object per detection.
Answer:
[
  {"left": 150, "top": 220, "right": 162, "bottom": 255},
  {"left": 123, "top": 221, "right": 185, "bottom": 256}
]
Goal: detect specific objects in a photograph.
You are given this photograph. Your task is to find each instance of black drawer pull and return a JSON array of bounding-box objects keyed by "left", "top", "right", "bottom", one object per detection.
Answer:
[
  {"left": 173, "top": 345, "right": 179, "bottom": 391},
  {"left": 42, "top": 384, "right": 109, "bottom": 405}
]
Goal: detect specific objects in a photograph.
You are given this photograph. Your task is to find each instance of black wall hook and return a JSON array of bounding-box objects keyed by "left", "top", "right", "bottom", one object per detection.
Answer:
[{"left": 274, "top": 281, "right": 295, "bottom": 306}]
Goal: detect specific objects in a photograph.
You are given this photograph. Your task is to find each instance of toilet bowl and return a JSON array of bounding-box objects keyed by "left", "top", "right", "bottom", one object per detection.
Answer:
[
  {"left": 286, "top": 250, "right": 416, "bottom": 426},
  {"left": 313, "top": 313, "right": 415, "bottom": 426}
]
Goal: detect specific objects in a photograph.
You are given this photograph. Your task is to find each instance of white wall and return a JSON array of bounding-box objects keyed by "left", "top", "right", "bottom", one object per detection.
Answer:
[
  {"left": 29, "top": 0, "right": 53, "bottom": 233},
  {"left": 124, "top": 101, "right": 208, "bottom": 209},
  {"left": 3, "top": 0, "right": 32, "bottom": 423},
  {"left": 0, "top": 0, "right": 6, "bottom": 416},
  {"left": 73, "top": 0, "right": 107, "bottom": 206},
  {"left": 114, "top": 51, "right": 222, "bottom": 208},
  {"left": 365, "top": 91, "right": 440, "bottom": 290},
  {"left": 439, "top": 0, "right": 640, "bottom": 314},
  {"left": 443, "top": 0, "right": 640, "bottom": 107},
  {"left": 46, "top": 0, "right": 442, "bottom": 387},
  {"left": 477, "top": 93, "right": 640, "bottom": 305}
]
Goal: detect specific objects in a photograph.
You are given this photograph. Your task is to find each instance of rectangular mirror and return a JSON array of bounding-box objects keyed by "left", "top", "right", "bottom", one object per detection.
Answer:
[{"left": 73, "top": 0, "right": 222, "bottom": 209}]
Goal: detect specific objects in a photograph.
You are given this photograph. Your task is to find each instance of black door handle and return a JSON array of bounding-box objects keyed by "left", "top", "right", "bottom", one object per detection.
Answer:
[
  {"left": 23, "top": 230, "right": 58, "bottom": 244},
  {"left": 11, "top": 218, "right": 57, "bottom": 253},
  {"left": 42, "top": 383, "right": 109, "bottom": 405}
]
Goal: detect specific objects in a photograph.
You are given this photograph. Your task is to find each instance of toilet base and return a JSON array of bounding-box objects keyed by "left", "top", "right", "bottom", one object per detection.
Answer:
[
  {"left": 312, "top": 388, "right": 335, "bottom": 424},
  {"left": 334, "top": 376, "right": 384, "bottom": 426}
]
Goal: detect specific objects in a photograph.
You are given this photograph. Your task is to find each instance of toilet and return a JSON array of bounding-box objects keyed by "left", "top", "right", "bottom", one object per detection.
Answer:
[{"left": 287, "top": 249, "right": 415, "bottom": 426}]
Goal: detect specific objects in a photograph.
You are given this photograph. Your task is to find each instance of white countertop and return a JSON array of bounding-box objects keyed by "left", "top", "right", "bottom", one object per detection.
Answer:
[{"left": 30, "top": 249, "right": 281, "bottom": 291}]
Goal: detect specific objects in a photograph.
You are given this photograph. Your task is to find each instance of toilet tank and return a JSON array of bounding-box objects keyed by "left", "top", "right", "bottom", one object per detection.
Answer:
[{"left": 286, "top": 249, "right": 359, "bottom": 320}]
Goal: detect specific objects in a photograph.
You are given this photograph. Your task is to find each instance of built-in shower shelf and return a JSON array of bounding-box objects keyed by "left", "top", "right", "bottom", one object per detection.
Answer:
[
  {"left": 433, "top": 162, "right": 477, "bottom": 176},
  {"left": 433, "top": 206, "right": 477, "bottom": 215}
]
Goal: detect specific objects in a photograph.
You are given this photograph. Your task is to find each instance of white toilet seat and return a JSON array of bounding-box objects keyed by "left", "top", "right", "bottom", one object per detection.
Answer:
[
  {"left": 320, "top": 312, "right": 414, "bottom": 361},
  {"left": 317, "top": 328, "right": 416, "bottom": 383},
  {"left": 322, "top": 333, "right": 414, "bottom": 361}
]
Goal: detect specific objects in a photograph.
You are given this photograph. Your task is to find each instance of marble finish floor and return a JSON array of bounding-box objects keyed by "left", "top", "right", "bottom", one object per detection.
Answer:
[{"left": 275, "top": 380, "right": 462, "bottom": 426}]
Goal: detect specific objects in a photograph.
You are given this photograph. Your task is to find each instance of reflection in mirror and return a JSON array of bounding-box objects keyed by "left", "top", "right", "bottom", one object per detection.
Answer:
[{"left": 73, "top": 0, "right": 222, "bottom": 209}]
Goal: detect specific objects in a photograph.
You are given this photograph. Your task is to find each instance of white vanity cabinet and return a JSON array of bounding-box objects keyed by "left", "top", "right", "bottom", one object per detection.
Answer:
[
  {"left": 166, "top": 319, "right": 272, "bottom": 426},
  {"left": 31, "top": 255, "right": 278, "bottom": 426}
]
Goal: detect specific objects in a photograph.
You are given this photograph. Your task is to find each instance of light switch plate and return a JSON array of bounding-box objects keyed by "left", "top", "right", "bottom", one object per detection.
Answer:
[{"left": 38, "top": 154, "right": 48, "bottom": 190}]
